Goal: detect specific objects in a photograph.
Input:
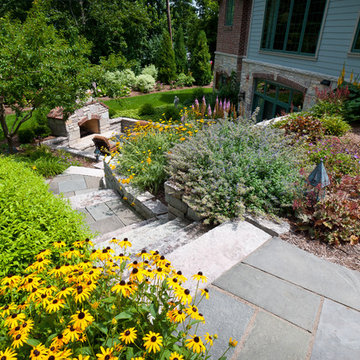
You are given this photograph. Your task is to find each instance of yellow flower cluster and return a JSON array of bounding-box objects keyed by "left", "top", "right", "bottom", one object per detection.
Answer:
[{"left": 0, "top": 236, "right": 235, "bottom": 359}]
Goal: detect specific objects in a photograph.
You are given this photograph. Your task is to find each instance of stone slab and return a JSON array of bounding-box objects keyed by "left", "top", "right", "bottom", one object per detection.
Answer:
[
  {"left": 244, "top": 238, "right": 360, "bottom": 311},
  {"left": 49, "top": 175, "right": 72, "bottom": 183},
  {"left": 69, "top": 189, "right": 121, "bottom": 209},
  {"left": 62, "top": 191, "right": 75, "bottom": 198},
  {"left": 167, "top": 220, "right": 271, "bottom": 291},
  {"left": 63, "top": 166, "right": 104, "bottom": 177},
  {"left": 141, "top": 199, "right": 168, "bottom": 218},
  {"left": 118, "top": 208, "right": 144, "bottom": 226},
  {"left": 77, "top": 208, "right": 95, "bottom": 224},
  {"left": 236, "top": 311, "right": 311, "bottom": 360},
  {"left": 245, "top": 214, "right": 290, "bottom": 236},
  {"left": 84, "top": 175, "right": 102, "bottom": 189},
  {"left": 311, "top": 299, "right": 360, "bottom": 359},
  {"left": 105, "top": 200, "right": 129, "bottom": 214},
  {"left": 58, "top": 177, "right": 87, "bottom": 193},
  {"left": 197, "top": 286, "right": 254, "bottom": 360},
  {"left": 48, "top": 181, "right": 59, "bottom": 194},
  {"left": 86, "top": 203, "right": 115, "bottom": 221},
  {"left": 214, "top": 263, "right": 321, "bottom": 331},
  {"left": 89, "top": 215, "right": 125, "bottom": 236}
]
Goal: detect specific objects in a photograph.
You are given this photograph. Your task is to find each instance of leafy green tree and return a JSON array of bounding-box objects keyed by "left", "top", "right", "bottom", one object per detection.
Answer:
[
  {"left": 157, "top": 30, "right": 177, "bottom": 84},
  {"left": 190, "top": 30, "right": 212, "bottom": 85},
  {"left": 174, "top": 26, "right": 188, "bottom": 74},
  {"left": 0, "top": 8, "right": 92, "bottom": 152}
]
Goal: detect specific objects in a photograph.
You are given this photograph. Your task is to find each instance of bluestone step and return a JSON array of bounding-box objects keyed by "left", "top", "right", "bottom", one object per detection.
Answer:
[
  {"left": 69, "top": 189, "right": 122, "bottom": 209},
  {"left": 63, "top": 166, "right": 104, "bottom": 178},
  {"left": 166, "top": 220, "right": 271, "bottom": 291},
  {"left": 96, "top": 218, "right": 190, "bottom": 255}
]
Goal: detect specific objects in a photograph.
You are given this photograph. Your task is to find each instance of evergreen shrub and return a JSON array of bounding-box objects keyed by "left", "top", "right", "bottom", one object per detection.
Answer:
[
  {"left": 0, "top": 157, "right": 92, "bottom": 277},
  {"left": 157, "top": 31, "right": 177, "bottom": 84},
  {"left": 141, "top": 64, "right": 158, "bottom": 80}
]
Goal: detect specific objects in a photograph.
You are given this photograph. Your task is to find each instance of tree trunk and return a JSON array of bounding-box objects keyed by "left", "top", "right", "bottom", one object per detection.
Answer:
[
  {"left": 0, "top": 97, "right": 15, "bottom": 154},
  {"left": 166, "top": 0, "right": 173, "bottom": 44}
]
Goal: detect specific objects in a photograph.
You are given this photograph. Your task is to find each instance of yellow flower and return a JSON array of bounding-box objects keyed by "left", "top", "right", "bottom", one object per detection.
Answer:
[
  {"left": 143, "top": 331, "right": 163, "bottom": 353},
  {"left": 32, "top": 165, "right": 37, "bottom": 170},
  {"left": 185, "top": 335, "right": 206, "bottom": 354},
  {"left": 62, "top": 325, "right": 81, "bottom": 342},
  {"left": 229, "top": 337, "right": 238, "bottom": 347},
  {"left": 4, "top": 312, "right": 26, "bottom": 328},
  {"left": 45, "top": 298, "right": 65, "bottom": 314},
  {"left": 119, "top": 327, "right": 137, "bottom": 344},
  {"left": 73, "top": 285, "right": 92, "bottom": 303},
  {"left": 192, "top": 271, "right": 207, "bottom": 283},
  {"left": 174, "top": 287, "right": 192, "bottom": 305},
  {"left": 96, "top": 347, "right": 116, "bottom": 360},
  {"left": 0, "top": 303, "right": 17, "bottom": 318},
  {"left": 12, "top": 331, "right": 28, "bottom": 348},
  {"left": 185, "top": 306, "right": 203, "bottom": 321},
  {"left": 30, "top": 344, "right": 48, "bottom": 360},
  {"left": 146, "top": 157, "right": 151, "bottom": 164},
  {"left": 0, "top": 348, "right": 17, "bottom": 360},
  {"left": 118, "top": 238, "right": 132, "bottom": 249},
  {"left": 70, "top": 309, "right": 94, "bottom": 330},
  {"left": 169, "top": 352, "right": 184, "bottom": 360},
  {"left": 72, "top": 355, "right": 90, "bottom": 360},
  {"left": 204, "top": 332, "right": 214, "bottom": 346},
  {"left": 200, "top": 288, "right": 209, "bottom": 299}
]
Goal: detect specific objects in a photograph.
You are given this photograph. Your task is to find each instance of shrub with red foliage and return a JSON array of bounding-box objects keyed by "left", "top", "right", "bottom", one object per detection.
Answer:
[{"left": 294, "top": 175, "right": 360, "bottom": 245}]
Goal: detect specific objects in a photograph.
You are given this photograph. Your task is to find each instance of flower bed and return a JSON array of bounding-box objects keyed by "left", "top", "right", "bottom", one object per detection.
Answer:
[{"left": 0, "top": 238, "right": 235, "bottom": 359}]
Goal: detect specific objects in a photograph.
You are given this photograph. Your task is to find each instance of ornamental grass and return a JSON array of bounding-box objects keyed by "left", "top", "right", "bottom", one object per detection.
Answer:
[{"left": 0, "top": 238, "right": 234, "bottom": 359}]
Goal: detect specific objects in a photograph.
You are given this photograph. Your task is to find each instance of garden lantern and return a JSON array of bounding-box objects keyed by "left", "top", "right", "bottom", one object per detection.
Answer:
[{"left": 308, "top": 159, "right": 330, "bottom": 200}]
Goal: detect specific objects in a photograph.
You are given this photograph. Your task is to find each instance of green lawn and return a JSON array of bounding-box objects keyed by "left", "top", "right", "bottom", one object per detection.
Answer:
[{"left": 103, "top": 87, "right": 213, "bottom": 121}]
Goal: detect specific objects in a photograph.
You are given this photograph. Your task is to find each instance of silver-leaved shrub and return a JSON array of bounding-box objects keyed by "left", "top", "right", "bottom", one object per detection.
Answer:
[{"left": 167, "top": 118, "right": 303, "bottom": 224}]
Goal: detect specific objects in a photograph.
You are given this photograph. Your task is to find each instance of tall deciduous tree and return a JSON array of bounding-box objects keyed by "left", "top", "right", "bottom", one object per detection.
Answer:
[
  {"left": 174, "top": 26, "right": 188, "bottom": 74},
  {"left": 157, "top": 30, "right": 177, "bottom": 84},
  {"left": 190, "top": 30, "right": 212, "bottom": 85},
  {"left": 0, "top": 7, "right": 92, "bottom": 152}
]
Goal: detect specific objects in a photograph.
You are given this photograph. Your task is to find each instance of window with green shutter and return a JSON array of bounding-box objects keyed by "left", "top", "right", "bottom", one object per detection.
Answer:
[
  {"left": 225, "top": 0, "right": 235, "bottom": 26},
  {"left": 261, "top": 0, "right": 327, "bottom": 55},
  {"left": 252, "top": 79, "right": 304, "bottom": 121},
  {"left": 351, "top": 19, "right": 360, "bottom": 53}
]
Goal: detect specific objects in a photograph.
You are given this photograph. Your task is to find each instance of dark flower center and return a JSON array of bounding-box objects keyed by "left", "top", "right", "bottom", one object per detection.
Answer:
[
  {"left": 177, "top": 271, "right": 182, "bottom": 275},
  {"left": 184, "top": 289, "right": 190, "bottom": 295},
  {"left": 11, "top": 314, "right": 17, "bottom": 318},
  {"left": 173, "top": 278, "right": 178, "bottom": 283},
  {"left": 1, "top": 357, "right": 5, "bottom": 360},
  {"left": 70, "top": 248, "right": 74, "bottom": 251},
  {"left": 141, "top": 249, "right": 146, "bottom": 253},
  {"left": 28, "top": 279, "right": 33, "bottom": 283},
  {"left": 32, "top": 288, "right": 37, "bottom": 293},
  {"left": 105, "top": 356, "right": 110, "bottom": 360},
  {"left": 102, "top": 249, "right": 108, "bottom": 253},
  {"left": 157, "top": 267, "right": 162, "bottom": 272},
  {"left": 22, "top": 322, "right": 27, "bottom": 328},
  {"left": 46, "top": 285, "right": 51, "bottom": 289},
  {"left": 33, "top": 350, "right": 40, "bottom": 356},
  {"left": 87, "top": 281, "right": 92, "bottom": 285},
  {"left": 4, "top": 305, "right": 9, "bottom": 310},
  {"left": 133, "top": 261, "right": 138, "bottom": 265},
  {"left": 52, "top": 299, "right": 58, "bottom": 304},
  {"left": 198, "top": 271, "right": 203, "bottom": 275},
  {"left": 85, "top": 238, "right": 90, "bottom": 242},
  {"left": 49, "top": 356, "right": 55, "bottom": 360},
  {"left": 79, "top": 271, "right": 83, "bottom": 275},
  {"left": 132, "top": 268, "right": 139, "bottom": 274},
  {"left": 194, "top": 336, "right": 200, "bottom": 343},
  {"left": 50, "top": 347, "right": 55, "bottom": 351},
  {"left": 57, "top": 334, "right": 63, "bottom": 339},
  {"left": 120, "top": 280, "right": 126, "bottom": 286},
  {"left": 192, "top": 307, "right": 197, "bottom": 312},
  {"left": 151, "top": 336, "right": 157, "bottom": 342},
  {"left": 125, "top": 330, "right": 130, "bottom": 336},
  {"left": 89, "top": 271, "right": 94, "bottom": 275},
  {"left": 78, "top": 311, "right": 85, "bottom": 319},
  {"left": 16, "top": 334, "right": 21, "bottom": 340},
  {"left": 77, "top": 286, "right": 83, "bottom": 294},
  {"left": 15, "top": 326, "right": 20, "bottom": 331},
  {"left": 178, "top": 310, "right": 183, "bottom": 314}
]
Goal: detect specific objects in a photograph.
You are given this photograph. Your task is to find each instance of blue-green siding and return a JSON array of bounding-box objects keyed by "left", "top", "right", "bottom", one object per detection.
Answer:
[{"left": 247, "top": 0, "right": 360, "bottom": 79}]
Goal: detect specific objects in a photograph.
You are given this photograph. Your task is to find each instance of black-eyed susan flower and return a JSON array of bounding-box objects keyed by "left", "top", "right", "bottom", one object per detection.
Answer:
[
  {"left": 45, "top": 298, "right": 65, "bottom": 314},
  {"left": 62, "top": 325, "right": 80, "bottom": 342},
  {"left": 192, "top": 271, "right": 207, "bottom": 283},
  {"left": 57, "top": 286, "right": 72, "bottom": 299},
  {"left": 111, "top": 280, "right": 132, "bottom": 297},
  {"left": 96, "top": 347, "right": 116, "bottom": 360},
  {"left": 35, "top": 249, "right": 51, "bottom": 259},
  {"left": 154, "top": 267, "right": 166, "bottom": 280},
  {"left": 200, "top": 288, "right": 209, "bottom": 299},
  {"left": 174, "top": 287, "right": 192, "bottom": 305},
  {"left": 118, "top": 238, "right": 132, "bottom": 249},
  {"left": 50, "top": 333, "right": 69, "bottom": 349},
  {"left": 57, "top": 349, "right": 72, "bottom": 359},
  {"left": 4, "top": 312, "right": 26, "bottom": 328},
  {"left": 167, "top": 276, "right": 180, "bottom": 289},
  {"left": 129, "top": 268, "right": 144, "bottom": 283},
  {"left": 114, "top": 253, "right": 130, "bottom": 264},
  {"left": 70, "top": 309, "right": 94, "bottom": 330},
  {"left": 185, "top": 306, "right": 202, "bottom": 321},
  {"left": 12, "top": 332, "right": 28, "bottom": 348},
  {"left": 130, "top": 358, "right": 144, "bottom": 360},
  {"left": 30, "top": 344, "right": 48, "bottom": 359},
  {"left": 204, "top": 332, "right": 215, "bottom": 346},
  {"left": 72, "top": 285, "right": 92, "bottom": 303},
  {"left": 0, "top": 348, "right": 17, "bottom": 360},
  {"left": 61, "top": 248, "right": 82, "bottom": 260},
  {"left": 53, "top": 241, "right": 66, "bottom": 249},
  {"left": 169, "top": 352, "right": 184, "bottom": 360},
  {"left": 0, "top": 303, "right": 17, "bottom": 318},
  {"left": 229, "top": 337, "right": 238, "bottom": 347},
  {"left": 143, "top": 331, "right": 163, "bottom": 353},
  {"left": 172, "top": 270, "right": 187, "bottom": 283},
  {"left": 119, "top": 327, "right": 137, "bottom": 344},
  {"left": 137, "top": 249, "right": 151, "bottom": 260},
  {"left": 72, "top": 355, "right": 90, "bottom": 360},
  {"left": 1, "top": 274, "right": 21, "bottom": 289},
  {"left": 185, "top": 335, "right": 206, "bottom": 354},
  {"left": 48, "top": 266, "right": 65, "bottom": 278}
]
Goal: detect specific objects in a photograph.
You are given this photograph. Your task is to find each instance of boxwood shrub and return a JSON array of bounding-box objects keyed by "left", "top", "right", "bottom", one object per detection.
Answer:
[{"left": 0, "top": 156, "right": 92, "bottom": 277}]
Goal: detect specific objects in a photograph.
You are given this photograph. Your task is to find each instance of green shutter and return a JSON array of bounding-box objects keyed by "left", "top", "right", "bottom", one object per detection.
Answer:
[{"left": 352, "top": 19, "right": 360, "bottom": 53}]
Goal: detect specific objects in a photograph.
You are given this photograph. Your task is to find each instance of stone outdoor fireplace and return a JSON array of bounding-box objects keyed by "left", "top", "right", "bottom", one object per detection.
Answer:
[{"left": 47, "top": 101, "right": 111, "bottom": 146}]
